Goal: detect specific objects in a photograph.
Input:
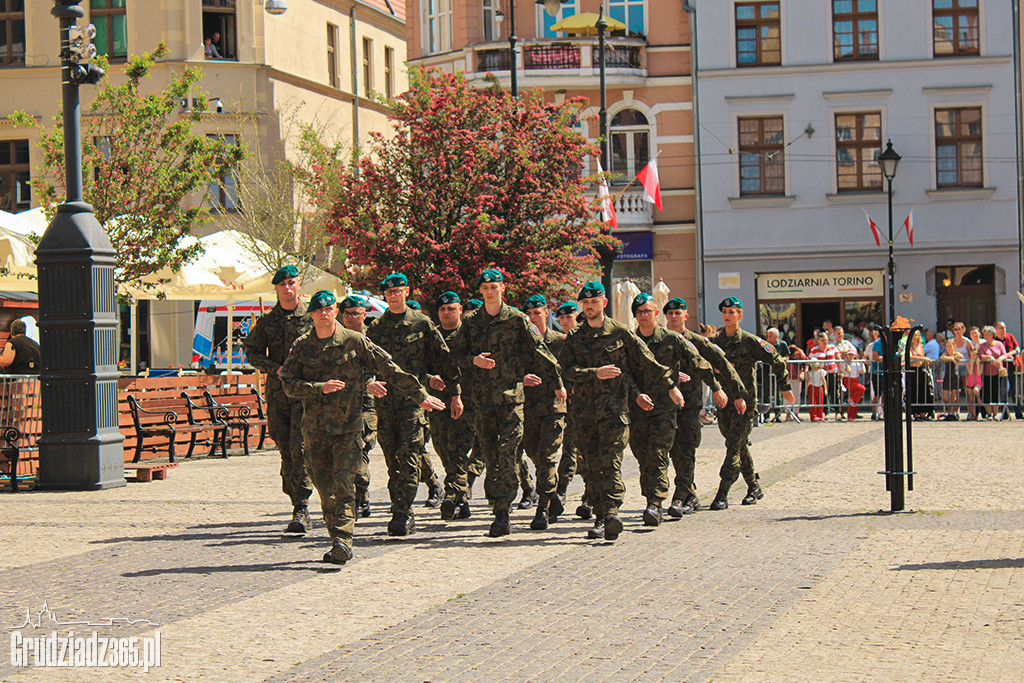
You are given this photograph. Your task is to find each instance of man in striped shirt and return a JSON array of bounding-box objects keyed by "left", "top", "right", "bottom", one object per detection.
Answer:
[{"left": 809, "top": 332, "right": 841, "bottom": 420}]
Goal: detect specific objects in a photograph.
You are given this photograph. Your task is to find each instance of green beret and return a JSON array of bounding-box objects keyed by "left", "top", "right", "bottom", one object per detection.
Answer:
[
  {"left": 436, "top": 291, "right": 461, "bottom": 308},
  {"left": 380, "top": 272, "right": 408, "bottom": 291},
  {"left": 556, "top": 301, "right": 578, "bottom": 316},
  {"left": 477, "top": 268, "right": 504, "bottom": 287},
  {"left": 663, "top": 297, "right": 688, "bottom": 313},
  {"left": 631, "top": 292, "right": 654, "bottom": 315},
  {"left": 523, "top": 294, "right": 548, "bottom": 311},
  {"left": 719, "top": 296, "right": 743, "bottom": 310},
  {"left": 340, "top": 294, "right": 367, "bottom": 310},
  {"left": 464, "top": 299, "right": 483, "bottom": 312},
  {"left": 407, "top": 299, "right": 421, "bottom": 310},
  {"left": 308, "top": 290, "right": 337, "bottom": 313},
  {"left": 272, "top": 265, "right": 298, "bottom": 285},
  {"left": 578, "top": 281, "right": 605, "bottom": 300}
]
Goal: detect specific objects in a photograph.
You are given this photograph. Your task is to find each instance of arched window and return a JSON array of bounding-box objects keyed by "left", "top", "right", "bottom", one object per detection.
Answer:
[{"left": 609, "top": 109, "right": 649, "bottom": 184}]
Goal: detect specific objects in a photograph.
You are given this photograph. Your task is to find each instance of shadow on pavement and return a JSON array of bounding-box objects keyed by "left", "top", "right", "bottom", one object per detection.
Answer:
[
  {"left": 775, "top": 511, "right": 890, "bottom": 522},
  {"left": 893, "top": 558, "right": 1024, "bottom": 571},
  {"left": 122, "top": 560, "right": 336, "bottom": 577}
]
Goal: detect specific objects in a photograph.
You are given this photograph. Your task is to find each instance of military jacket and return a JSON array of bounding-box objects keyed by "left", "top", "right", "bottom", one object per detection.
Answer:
[
  {"left": 682, "top": 328, "right": 747, "bottom": 400},
  {"left": 525, "top": 328, "right": 567, "bottom": 416},
  {"left": 431, "top": 325, "right": 469, "bottom": 401},
  {"left": 635, "top": 326, "right": 714, "bottom": 415},
  {"left": 448, "top": 303, "right": 562, "bottom": 406},
  {"left": 281, "top": 324, "right": 428, "bottom": 436},
  {"left": 558, "top": 316, "right": 672, "bottom": 422},
  {"left": 367, "top": 308, "right": 460, "bottom": 407},
  {"left": 710, "top": 327, "right": 787, "bottom": 401},
  {"left": 243, "top": 302, "right": 312, "bottom": 395}
]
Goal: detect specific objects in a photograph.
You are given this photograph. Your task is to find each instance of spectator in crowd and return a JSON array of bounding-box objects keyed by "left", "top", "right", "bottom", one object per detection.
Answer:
[
  {"left": 809, "top": 331, "right": 840, "bottom": 420},
  {"left": 923, "top": 329, "right": 943, "bottom": 404},
  {"left": 979, "top": 325, "right": 1009, "bottom": 420},
  {"left": 806, "top": 357, "right": 827, "bottom": 422},
  {"left": 204, "top": 34, "right": 221, "bottom": 59},
  {"left": 866, "top": 327, "right": 884, "bottom": 420},
  {"left": 821, "top": 320, "right": 837, "bottom": 344},
  {"left": 994, "top": 321, "right": 1021, "bottom": 420},
  {"left": 964, "top": 341, "right": 983, "bottom": 420},
  {"left": 786, "top": 344, "right": 807, "bottom": 420},
  {"left": 834, "top": 326, "right": 866, "bottom": 420},
  {"left": 765, "top": 327, "right": 788, "bottom": 422},
  {"left": 950, "top": 322, "right": 972, "bottom": 399},
  {"left": 0, "top": 319, "right": 40, "bottom": 375},
  {"left": 906, "top": 330, "right": 934, "bottom": 420},
  {"left": 940, "top": 337, "right": 965, "bottom": 421}
]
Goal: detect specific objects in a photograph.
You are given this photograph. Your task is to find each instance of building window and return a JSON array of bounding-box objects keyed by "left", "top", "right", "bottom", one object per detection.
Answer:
[
  {"left": 833, "top": 0, "right": 877, "bottom": 61},
  {"left": 738, "top": 116, "right": 785, "bottom": 195},
  {"left": 423, "top": 0, "right": 452, "bottom": 55},
  {"left": 934, "top": 0, "right": 979, "bottom": 57},
  {"left": 327, "top": 24, "right": 338, "bottom": 88},
  {"left": 608, "top": 0, "right": 644, "bottom": 37},
  {"left": 835, "top": 112, "right": 882, "bottom": 192},
  {"left": 0, "top": 0, "right": 26, "bottom": 66},
  {"left": 935, "top": 107, "right": 982, "bottom": 188},
  {"left": 0, "top": 139, "right": 30, "bottom": 212},
  {"left": 538, "top": 0, "right": 577, "bottom": 38},
  {"left": 736, "top": 2, "right": 780, "bottom": 66},
  {"left": 202, "top": 0, "right": 237, "bottom": 61},
  {"left": 90, "top": 0, "right": 127, "bottom": 60},
  {"left": 609, "top": 109, "right": 650, "bottom": 185},
  {"left": 384, "top": 46, "right": 394, "bottom": 99},
  {"left": 208, "top": 134, "right": 240, "bottom": 211},
  {"left": 482, "top": 0, "right": 499, "bottom": 41},
  {"left": 362, "top": 38, "right": 373, "bottom": 97}
]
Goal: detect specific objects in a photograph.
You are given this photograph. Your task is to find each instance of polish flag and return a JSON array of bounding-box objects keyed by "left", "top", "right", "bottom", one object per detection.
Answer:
[
  {"left": 862, "top": 208, "right": 881, "bottom": 247},
  {"left": 903, "top": 208, "right": 914, "bottom": 246},
  {"left": 636, "top": 159, "right": 663, "bottom": 211},
  {"left": 597, "top": 161, "right": 617, "bottom": 228}
]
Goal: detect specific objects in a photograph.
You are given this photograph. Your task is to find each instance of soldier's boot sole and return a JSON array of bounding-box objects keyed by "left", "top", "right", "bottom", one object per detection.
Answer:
[
  {"left": 741, "top": 479, "right": 764, "bottom": 505},
  {"left": 680, "top": 492, "right": 701, "bottom": 514},
  {"left": 285, "top": 506, "right": 310, "bottom": 534},
  {"left": 604, "top": 514, "right": 624, "bottom": 541},
  {"left": 587, "top": 519, "right": 605, "bottom": 539},
  {"left": 576, "top": 503, "right": 593, "bottom": 520},
  {"left": 530, "top": 509, "right": 549, "bottom": 530},
  {"left": 489, "top": 510, "right": 511, "bottom": 537},
  {"left": 642, "top": 504, "right": 662, "bottom": 527},
  {"left": 440, "top": 498, "right": 457, "bottom": 521},
  {"left": 323, "top": 541, "right": 352, "bottom": 565},
  {"left": 666, "top": 500, "right": 684, "bottom": 518}
]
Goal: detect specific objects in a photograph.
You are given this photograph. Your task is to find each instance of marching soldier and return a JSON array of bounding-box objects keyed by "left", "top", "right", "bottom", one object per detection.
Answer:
[{"left": 553, "top": 300, "right": 589, "bottom": 518}]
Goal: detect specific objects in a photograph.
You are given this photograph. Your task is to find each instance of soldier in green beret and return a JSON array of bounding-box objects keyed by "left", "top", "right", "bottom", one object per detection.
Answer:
[
  {"left": 366, "top": 273, "right": 464, "bottom": 536},
  {"left": 407, "top": 300, "right": 421, "bottom": 310},
  {"left": 243, "top": 265, "right": 314, "bottom": 534},
  {"left": 448, "top": 269, "right": 564, "bottom": 537},
  {"left": 554, "top": 301, "right": 586, "bottom": 513},
  {"left": 558, "top": 282, "right": 682, "bottom": 540},
  {"left": 461, "top": 299, "right": 486, "bottom": 491},
  {"left": 709, "top": 297, "right": 794, "bottom": 510},
  {"left": 281, "top": 291, "right": 446, "bottom": 564}
]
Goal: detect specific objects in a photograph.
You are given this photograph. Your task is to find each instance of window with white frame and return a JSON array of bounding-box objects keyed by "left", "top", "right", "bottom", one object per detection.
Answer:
[
  {"left": 738, "top": 116, "right": 785, "bottom": 195},
  {"left": 609, "top": 0, "right": 645, "bottom": 37},
  {"left": 537, "top": 0, "right": 578, "bottom": 39},
  {"left": 208, "top": 133, "right": 240, "bottom": 211},
  {"left": 935, "top": 107, "right": 982, "bottom": 187},
  {"left": 482, "top": 0, "right": 500, "bottom": 41},
  {"left": 610, "top": 109, "right": 650, "bottom": 185},
  {"left": 835, "top": 112, "right": 882, "bottom": 191},
  {"left": 423, "top": 0, "right": 453, "bottom": 55}
]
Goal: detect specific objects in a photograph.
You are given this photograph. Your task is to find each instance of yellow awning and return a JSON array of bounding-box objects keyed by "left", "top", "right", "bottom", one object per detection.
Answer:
[{"left": 550, "top": 13, "right": 627, "bottom": 36}]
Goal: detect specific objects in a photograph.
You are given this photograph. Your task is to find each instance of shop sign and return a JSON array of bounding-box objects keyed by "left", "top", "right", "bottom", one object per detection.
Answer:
[
  {"left": 614, "top": 231, "right": 653, "bottom": 261},
  {"left": 757, "top": 270, "right": 883, "bottom": 300}
]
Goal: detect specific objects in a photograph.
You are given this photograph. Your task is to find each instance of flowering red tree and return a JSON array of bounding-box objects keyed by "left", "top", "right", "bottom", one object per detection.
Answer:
[{"left": 317, "top": 67, "right": 614, "bottom": 306}]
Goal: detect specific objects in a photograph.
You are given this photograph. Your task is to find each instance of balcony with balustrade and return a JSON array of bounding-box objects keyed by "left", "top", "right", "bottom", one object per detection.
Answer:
[
  {"left": 592, "top": 188, "right": 651, "bottom": 227},
  {"left": 471, "top": 37, "right": 647, "bottom": 89}
]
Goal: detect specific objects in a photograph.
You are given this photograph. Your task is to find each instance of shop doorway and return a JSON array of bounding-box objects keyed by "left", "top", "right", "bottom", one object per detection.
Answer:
[{"left": 800, "top": 300, "right": 841, "bottom": 347}]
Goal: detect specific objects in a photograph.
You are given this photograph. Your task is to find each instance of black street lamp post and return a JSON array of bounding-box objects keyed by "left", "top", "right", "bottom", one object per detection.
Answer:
[{"left": 878, "top": 140, "right": 901, "bottom": 325}]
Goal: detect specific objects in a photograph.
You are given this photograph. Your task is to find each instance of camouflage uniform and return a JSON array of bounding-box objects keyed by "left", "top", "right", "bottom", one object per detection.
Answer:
[
  {"left": 281, "top": 324, "right": 428, "bottom": 551},
  {"left": 427, "top": 325, "right": 475, "bottom": 505},
  {"left": 448, "top": 304, "right": 561, "bottom": 511},
  {"left": 243, "top": 302, "right": 313, "bottom": 506},
  {"left": 631, "top": 327, "right": 715, "bottom": 503},
  {"left": 356, "top": 371, "right": 376, "bottom": 510},
  {"left": 710, "top": 328, "right": 787, "bottom": 486},
  {"left": 670, "top": 329, "right": 746, "bottom": 501},
  {"left": 558, "top": 318, "right": 673, "bottom": 518},
  {"left": 366, "top": 309, "right": 460, "bottom": 516},
  {"left": 522, "top": 328, "right": 566, "bottom": 501}
]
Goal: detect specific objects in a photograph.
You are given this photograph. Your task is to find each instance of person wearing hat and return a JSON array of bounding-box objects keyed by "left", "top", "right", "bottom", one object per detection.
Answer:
[
  {"left": 427, "top": 291, "right": 475, "bottom": 521},
  {"left": 662, "top": 297, "right": 746, "bottom": 516},
  {"left": 519, "top": 293, "right": 568, "bottom": 530},
  {"left": 709, "top": 297, "right": 794, "bottom": 510},
  {"left": 281, "top": 291, "right": 446, "bottom": 564},
  {"left": 447, "top": 268, "right": 564, "bottom": 537},
  {"left": 558, "top": 281, "right": 682, "bottom": 541},
  {"left": 243, "top": 265, "right": 315, "bottom": 534},
  {"left": 629, "top": 293, "right": 718, "bottom": 527},
  {"left": 366, "top": 273, "right": 464, "bottom": 536},
  {"left": 553, "top": 301, "right": 585, "bottom": 513}
]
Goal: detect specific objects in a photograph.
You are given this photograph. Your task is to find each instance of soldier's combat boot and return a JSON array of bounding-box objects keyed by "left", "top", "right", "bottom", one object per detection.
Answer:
[
  {"left": 604, "top": 513, "right": 624, "bottom": 541},
  {"left": 576, "top": 495, "right": 592, "bottom": 520},
  {"left": 387, "top": 511, "right": 415, "bottom": 536},
  {"left": 440, "top": 498, "right": 457, "bottom": 521},
  {"left": 358, "top": 499, "right": 371, "bottom": 518},
  {"left": 489, "top": 508, "right": 511, "bottom": 537},
  {"left": 285, "top": 504, "right": 311, "bottom": 534},
  {"left": 587, "top": 515, "right": 605, "bottom": 539},
  {"left": 667, "top": 499, "right": 684, "bottom": 518},
  {"left": 709, "top": 481, "right": 731, "bottom": 511},
  {"left": 322, "top": 539, "right": 352, "bottom": 565},
  {"left": 425, "top": 482, "right": 442, "bottom": 508},
  {"left": 680, "top": 491, "right": 701, "bottom": 514},
  {"left": 518, "top": 486, "right": 538, "bottom": 510},
  {"left": 548, "top": 493, "right": 564, "bottom": 523},
  {"left": 456, "top": 501, "right": 472, "bottom": 519},
  {"left": 642, "top": 502, "right": 663, "bottom": 527},
  {"left": 530, "top": 504, "right": 549, "bottom": 531},
  {"left": 741, "top": 475, "right": 764, "bottom": 505}
]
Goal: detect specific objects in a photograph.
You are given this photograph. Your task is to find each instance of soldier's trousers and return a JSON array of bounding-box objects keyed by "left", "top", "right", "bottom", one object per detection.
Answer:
[
  {"left": 419, "top": 450, "right": 438, "bottom": 486},
  {"left": 556, "top": 409, "right": 585, "bottom": 490},
  {"left": 474, "top": 400, "right": 524, "bottom": 511},
  {"left": 267, "top": 391, "right": 313, "bottom": 506},
  {"left": 304, "top": 431, "right": 363, "bottom": 550},
  {"left": 717, "top": 399, "right": 756, "bottom": 486},
  {"left": 428, "top": 408, "right": 473, "bottom": 503},
  {"left": 669, "top": 408, "right": 703, "bottom": 499},
  {"left": 574, "top": 411, "right": 629, "bottom": 517},
  {"left": 522, "top": 409, "right": 564, "bottom": 499},
  {"left": 356, "top": 412, "right": 376, "bottom": 506},
  {"left": 376, "top": 401, "right": 427, "bottom": 515},
  {"left": 628, "top": 408, "right": 675, "bottom": 503},
  {"left": 517, "top": 451, "right": 534, "bottom": 491}
]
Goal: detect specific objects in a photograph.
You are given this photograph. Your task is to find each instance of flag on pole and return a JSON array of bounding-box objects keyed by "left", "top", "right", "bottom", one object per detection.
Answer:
[
  {"left": 862, "top": 208, "right": 882, "bottom": 247},
  {"left": 903, "top": 208, "right": 914, "bottom": 246},
  {"left": 596, "top": 161, "right": 617, "bottom": 228},
  {"left": 636, "top": 159, "right": 663, "bottom": 211}
]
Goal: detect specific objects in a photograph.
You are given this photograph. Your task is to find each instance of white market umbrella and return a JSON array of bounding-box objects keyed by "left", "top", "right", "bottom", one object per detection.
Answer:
[{"left": 653, "top": 279, "right": 671, "bottom": 326}]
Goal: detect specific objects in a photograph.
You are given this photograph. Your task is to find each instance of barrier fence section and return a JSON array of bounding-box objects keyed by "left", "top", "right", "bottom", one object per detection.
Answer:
[{"left": 0, "top": 375, "right": 42, "bottom": 484}]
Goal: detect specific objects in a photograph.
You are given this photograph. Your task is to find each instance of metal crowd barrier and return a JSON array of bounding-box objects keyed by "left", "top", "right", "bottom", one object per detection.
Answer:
[{"left": 0, "top": 375, "right": 42, "bottom": 491}]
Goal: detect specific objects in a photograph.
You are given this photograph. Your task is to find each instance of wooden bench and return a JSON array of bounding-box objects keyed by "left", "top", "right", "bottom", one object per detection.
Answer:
[
  {"left": 126, "top": 394, "right": 227, "bottom": 463},
  {"left": 124, "top": 462, "right": 178, "bottom": 482},
  {"left": 203, "top": 388, "right": 269, "bottom": 455}
]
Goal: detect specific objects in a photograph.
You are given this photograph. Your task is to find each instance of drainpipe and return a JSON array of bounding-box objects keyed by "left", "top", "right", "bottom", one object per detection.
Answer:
[
  {"left": 683, "top": 0, "right": 705, "bottom": 325},
  {"left": 350, "top": 5, "right": 360, "bottom": 152}
]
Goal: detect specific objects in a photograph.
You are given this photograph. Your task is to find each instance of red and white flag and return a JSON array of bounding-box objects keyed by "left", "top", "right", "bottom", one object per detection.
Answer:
[
  {"left": 862, "top": 208, "right": 881, "bottom": 247},
  {"left": 596, "top": 161, "right": 617, "bottom": 228},
  {"left": 903, "top": 208, "right": 914, "bottom": 246},
  {"left": 636, "top": 159, "right": 662, "bottom": 211}
]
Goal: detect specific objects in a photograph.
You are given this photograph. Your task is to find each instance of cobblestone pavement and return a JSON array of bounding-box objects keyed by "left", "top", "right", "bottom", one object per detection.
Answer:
[{"left": 2, "top": 418, "right": 1023, "bottom": 682}]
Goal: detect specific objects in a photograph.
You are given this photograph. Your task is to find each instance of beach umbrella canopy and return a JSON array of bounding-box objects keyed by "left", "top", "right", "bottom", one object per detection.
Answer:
[{"left": 550, "top": 13, "right": 627, "bottom": 35}]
